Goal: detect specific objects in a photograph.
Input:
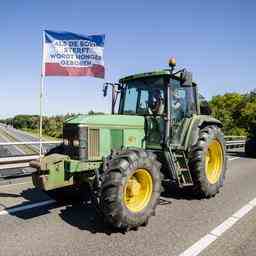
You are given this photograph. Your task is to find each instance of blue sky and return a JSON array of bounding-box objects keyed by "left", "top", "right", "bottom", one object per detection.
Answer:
[{"left": 0, "top": 0, "right": 255, "bottom": 118}]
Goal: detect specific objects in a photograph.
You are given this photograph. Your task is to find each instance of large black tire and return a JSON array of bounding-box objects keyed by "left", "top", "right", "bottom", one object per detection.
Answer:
[
  {"left": 188, "top": 126, "right": 227, "bottom": 198},
  {"left": 245, "top": 139, "right": 256, "bottom": 157},
  {"left": 100, "top": 149, "right": 162, "bottom": 230}
]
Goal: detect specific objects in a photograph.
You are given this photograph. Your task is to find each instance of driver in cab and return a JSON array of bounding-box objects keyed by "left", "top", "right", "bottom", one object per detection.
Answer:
[{"left": 148, "top": 89, "right": 164, "bottom": 115}]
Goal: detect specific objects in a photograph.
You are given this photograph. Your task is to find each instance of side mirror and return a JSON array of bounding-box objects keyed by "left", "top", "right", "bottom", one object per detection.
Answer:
[
  {"left": 181, "top": 69, "right": 193, "bottom": 87},
  {"left": 117, "top": 83, "right": 123, "bottom": 91},
  {"left": 103, "top": 83, "right": 108, "bottom": 97}
]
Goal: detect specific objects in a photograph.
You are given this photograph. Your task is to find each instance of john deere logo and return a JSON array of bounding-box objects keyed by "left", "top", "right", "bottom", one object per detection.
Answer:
[{"left": 128, "top": 136, "right": 136, "bottom": 144}]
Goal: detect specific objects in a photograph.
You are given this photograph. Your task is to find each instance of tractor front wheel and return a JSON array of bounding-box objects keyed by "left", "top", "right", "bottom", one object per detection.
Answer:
[{"left": 100, "top": 149, "right": 162, "bottom": 230}]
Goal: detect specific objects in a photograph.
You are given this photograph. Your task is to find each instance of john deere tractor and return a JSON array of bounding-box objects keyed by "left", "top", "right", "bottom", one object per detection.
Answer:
[{"left": 31, "top": 59, "right": 227, "bottom": 230}]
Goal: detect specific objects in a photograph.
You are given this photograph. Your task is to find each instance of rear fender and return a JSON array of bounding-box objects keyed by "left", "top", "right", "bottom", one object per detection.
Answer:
[{"left": 184, "top": 115, "right": 223, "bottom": 150}]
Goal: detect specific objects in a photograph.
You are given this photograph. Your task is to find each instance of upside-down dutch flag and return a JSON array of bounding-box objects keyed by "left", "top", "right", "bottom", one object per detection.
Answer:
[{"left": 43, "top": 30, "right": 105, "bottom": 78}]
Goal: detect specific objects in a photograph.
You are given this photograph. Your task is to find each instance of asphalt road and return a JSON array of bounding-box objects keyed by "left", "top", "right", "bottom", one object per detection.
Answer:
[
  {"left": 0, "top": 126, "right": 30, "bottom": 178},
  {"left": 0, "top": 126, "right": 25, "bottom": 157},
  {"left": 0, "top": 153, "right": 255, "bottom": 256},
  {"left": 0, "top": 125, "right": 53, "bottom": 153}
]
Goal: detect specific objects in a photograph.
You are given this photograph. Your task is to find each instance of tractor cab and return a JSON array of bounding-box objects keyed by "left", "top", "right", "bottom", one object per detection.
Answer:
[{"left": 105, "top": 59, "right": 199, "bottom": 149}]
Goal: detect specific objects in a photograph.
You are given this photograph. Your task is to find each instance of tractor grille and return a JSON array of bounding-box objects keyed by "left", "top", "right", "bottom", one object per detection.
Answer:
[
  {"left": 63, "top": 124, "right": 80, "bottom": 160},
  {"left": 88, "top": 128, "right": 100, "bottom": 160},
  {"left": 62, "top": 124, "right": 88, "bottom": 161},
  {"left": 62, "top": 124, "right": 100, "bottom": 161}
]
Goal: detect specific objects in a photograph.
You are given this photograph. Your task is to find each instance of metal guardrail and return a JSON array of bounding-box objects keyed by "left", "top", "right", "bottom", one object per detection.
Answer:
[
  {"left": 226, "top": 140, "right": 245, "bottom": 146},
  {"left": 225, "top": 136, "right": 246, "bottom": 149},
  {"left": 0, "top": 141, "right": 62, "bottom": 172},
  {"left": 0, "top": 155, "right": 40, "bottom": 170},
  {"left": 225, "top": 136, "right": 246, "bottom": 139},
  {"left": 0, "top": 137, "right": 246, "bottom": 174},
  {"left": 0, "top": 141, "right": 62, "bottom": 146}
]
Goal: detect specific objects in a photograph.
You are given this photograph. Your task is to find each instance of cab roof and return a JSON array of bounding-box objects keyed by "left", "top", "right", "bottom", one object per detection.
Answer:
[
  {"left": 119, "top": 69, "right": 197, "bottom": 85},
  {"left": 119, "top": 69, "right": 171, "bottom": 83}
]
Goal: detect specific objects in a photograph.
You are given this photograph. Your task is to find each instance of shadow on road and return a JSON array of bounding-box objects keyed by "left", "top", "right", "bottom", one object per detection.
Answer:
[
  {"left": 3, "top": 187, "right": 123, "bottom": 235},
  {"left": 227, "top": 150, "right": 246, "bottom": 158},
  {"left": 0, "top": 192, "right": 21, "bottom": 198},
  {"left": 2, "top": 183, "right": 203, "bottom": 235},
  {"left": 4, "top": 188, "right": 56, "bottom": 219},
  {"left": 161, "top": 186, "right": 200, "bottom": 201},
  {"left": 59, "top": 202, "right": 126, "bottom": 235},
  {"left": 2, "top": 175, "right": 233, "bottom": 234}
]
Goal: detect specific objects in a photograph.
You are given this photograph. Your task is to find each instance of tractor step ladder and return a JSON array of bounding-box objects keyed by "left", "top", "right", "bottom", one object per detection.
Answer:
[{"left": 169, "top": 147, "right": 194, "bottom": 187}]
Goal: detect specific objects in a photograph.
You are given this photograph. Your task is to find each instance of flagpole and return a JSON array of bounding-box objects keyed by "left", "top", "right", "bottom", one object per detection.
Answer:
[
  {"left": 39, "top": 76, "right": 44, "bottom": 158},
  {"left": 39, "top": 30, "right": 45, "bottom": 159}
]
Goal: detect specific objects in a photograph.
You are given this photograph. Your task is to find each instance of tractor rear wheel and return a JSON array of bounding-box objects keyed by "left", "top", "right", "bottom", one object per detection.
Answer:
[
  {"left": 100, "top": 149, "right": 162, "bottom": 230},
  {"left": 189, "top": 126, "right": 227, "bottom": 198}
]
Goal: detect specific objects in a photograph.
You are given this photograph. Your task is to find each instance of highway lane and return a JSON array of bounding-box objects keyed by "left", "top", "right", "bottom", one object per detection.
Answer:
[
  {"left": 4, "top": 126, "right": 41, "bottom": 152},
  {"left": 0, "top": 126, "right": 38, "bottom": 178},
  {"left": 0, "top": 125, "right": 58, "bottom": 155},
  {"left": 0, "top": 155, "right": 255, "bottom": 256},
  {"left": 0, "top": 128, "right": 24, "bottom": 157},
  {"left": 0, "top": 125, "right": 59, "bottom": 178},
  {"left": 203, "top": 207, "right": 256, "bottom": 256},
  {"left": 0, "top": 128, "right": 29, "bottom": 178}
]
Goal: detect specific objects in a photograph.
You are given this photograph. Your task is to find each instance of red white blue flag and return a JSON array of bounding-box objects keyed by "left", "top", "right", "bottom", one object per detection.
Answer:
[{"left": 43, "top": 30, "right": 105, "bottom": 78}]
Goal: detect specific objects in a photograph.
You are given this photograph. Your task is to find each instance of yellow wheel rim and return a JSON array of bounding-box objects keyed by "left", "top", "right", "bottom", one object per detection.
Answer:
[
  {"left": 124, "top": 169, "right": 153, "bottom": 213},
  {"left": 205, "top": 139, "right": 223, "bottom": 184}
]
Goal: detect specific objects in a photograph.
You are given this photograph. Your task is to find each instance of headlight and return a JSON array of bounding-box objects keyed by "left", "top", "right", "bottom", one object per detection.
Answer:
[
  {"left": 63, "top": 139, "right": 69, "bottom": 146},
  {"left": 73, "top": 140, "right": 80, "bottom": 147}
]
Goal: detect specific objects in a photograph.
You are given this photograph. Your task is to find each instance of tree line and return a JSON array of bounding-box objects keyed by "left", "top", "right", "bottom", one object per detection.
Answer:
[
  {"left": 1, "top": 90, "right": 256, "bottom": 138},
  {"left": 208, "top": 90, "right": 256, "bottom": 137},
  {"left": 0, "top": 110, "right": 104, "bottom": 139}
]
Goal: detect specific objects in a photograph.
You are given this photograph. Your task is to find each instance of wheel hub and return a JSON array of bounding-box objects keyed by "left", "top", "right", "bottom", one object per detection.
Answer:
[
  {"left": 205, "top": 139, "right": 223, "bottom": 184},
  {"left": 124, "top": 169, "right": 153, "bottom": 213}
]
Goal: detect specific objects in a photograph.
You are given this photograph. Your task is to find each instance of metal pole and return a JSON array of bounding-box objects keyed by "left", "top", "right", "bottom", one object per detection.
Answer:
[
  {"left": 39, "top": 76, "right": 44, "bottom": 158},
  {"left": 112, "top": 84, "right": 115, "bottom": 114},
  {"left": 39, "top": 30, "right": 46, "bottom": 159}
]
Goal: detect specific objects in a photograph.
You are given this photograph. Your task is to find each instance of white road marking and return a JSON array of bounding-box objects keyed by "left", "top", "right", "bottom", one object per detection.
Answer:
[
  {"left": 248, "top": 198, "right": 256, "bottom": 206},
  {"left": 0, "top": 199, "right": 56, "bottom": 216},
  {"left": 210, "top": 217, "right": 238, "bottom": 237},
  {"left": 179, "top": 196, "right": 256, "bottom": 256},
  {"left": 179, "top": 234, "right": 217, "bottom": 256},
  {"left": 228, "top": 157, "right": 240, "bottom": 161},
  {"left": 232, "top": 204, "right": 253, "bottom": 219}
]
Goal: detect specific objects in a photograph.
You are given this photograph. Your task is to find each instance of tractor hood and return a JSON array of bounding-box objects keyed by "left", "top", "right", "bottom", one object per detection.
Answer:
[
  {"left": 64, "top": 114, "right": 146, "bottom": 160},
  {"left": 65, "top": 114, "right": 145, "bottom": 129}
]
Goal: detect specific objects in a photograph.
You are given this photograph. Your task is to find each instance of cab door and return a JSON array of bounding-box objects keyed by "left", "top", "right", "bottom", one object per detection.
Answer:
[{"left": 169, "top": 79, "right": 197, "bottom": 145}]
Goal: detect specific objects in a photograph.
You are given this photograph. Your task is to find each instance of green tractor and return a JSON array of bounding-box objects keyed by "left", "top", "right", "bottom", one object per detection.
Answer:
[{"left": 31, "top": 59, "right": 227, "bottom": 230}]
